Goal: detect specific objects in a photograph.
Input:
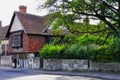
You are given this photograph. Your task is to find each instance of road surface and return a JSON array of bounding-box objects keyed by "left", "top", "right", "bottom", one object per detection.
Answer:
[{"left": 0, "top": 67, "right": 104, "bottom": 80}]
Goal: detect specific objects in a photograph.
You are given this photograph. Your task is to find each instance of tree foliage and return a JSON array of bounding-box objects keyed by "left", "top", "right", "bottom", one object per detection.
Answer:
[{"left": 40, "top": 0, "right": 120, "bottom": 37}]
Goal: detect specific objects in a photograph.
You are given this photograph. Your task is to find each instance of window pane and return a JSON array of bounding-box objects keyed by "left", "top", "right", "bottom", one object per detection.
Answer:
[{"left": 12, "top": 35, "right": 22, "bottom": 48}]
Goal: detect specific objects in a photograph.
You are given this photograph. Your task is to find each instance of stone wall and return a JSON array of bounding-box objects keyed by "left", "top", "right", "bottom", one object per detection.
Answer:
[
  {"left": 43, "top": 59, "right": 88, "bottom": 71},
  {"left": 28, "top": 57, "right": 40, "bottom": 69},
  {"left": 61, "top": 59, "right": 88, "bottom": 71},
  {"left": 43, "top": 59, "right": 120, "bottom": 72},
  {"left": 0, "top": 56, "right": 12, "bottom": 66},
  {"left": 43, "top": 59, "right": 61, "bottom": 70},
  {"left": 91, "top": 62, "right": 120, "bottom": 72}
]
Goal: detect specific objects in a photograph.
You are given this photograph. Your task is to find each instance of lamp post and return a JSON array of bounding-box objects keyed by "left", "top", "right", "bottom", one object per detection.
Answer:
[
  {"left": 86, "top": 16, "right": 90, "bottom": 71},
  {"left": 86, "top": 32, "right": 90, "bottom": 71}
]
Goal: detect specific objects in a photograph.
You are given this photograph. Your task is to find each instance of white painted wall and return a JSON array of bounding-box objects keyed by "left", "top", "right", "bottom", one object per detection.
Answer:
[
  {"left": 10, "top": 15, "right": 24, "bottom": 32},
  {"left": 0, "top": 43, "right": 2, "bottom": 54},
  {"left": 0, "top": 56, "right": 12, "bottom": 66},
  {"left": 0, "top": 40, "right": 9, "bottom": 55},
  {"left": 1, "top": 40, "right": 9, "bottom": 44}
]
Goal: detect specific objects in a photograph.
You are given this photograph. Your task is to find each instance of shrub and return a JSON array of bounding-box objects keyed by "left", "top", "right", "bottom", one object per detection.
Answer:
[
  {"left": 108, "top": 38, "right": 120, "bottom": 62},
  {"left": 40, "top": 43, "right": 113, "bottom": 62},
  {"left": 63, "top": 34, "right": 77, "bottom": 44},
  {"left": 63, "top": 44, "right": 87, "bottom": 59},
  {"left": 75, "top": 34, "right": 111, "bottom": 45},
  {"left": 63, "top": 44, "right": 114, "bottom": 63},
  {"left": 91, "top": 45, "right": 114, "bottom": 62},
  {"left": 63, "top": 44, "right": 99, "bottom": 59},
  {"left": 40, "top": 34, "right": 116, "bottom": 63},
  {"left": 63, "top": 34, "right": 112, "bottom": 45},
  {"left": 40, "top": 44, "right": 65, "bottom": 59}
]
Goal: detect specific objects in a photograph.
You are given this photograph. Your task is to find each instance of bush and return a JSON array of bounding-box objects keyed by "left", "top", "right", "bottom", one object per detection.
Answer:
[
  {"left": 62, "top": 43, "right": 114, "bottom": 63},
  {"left": 108, "top": 38, "right": 120, "bottom": 62},
  {"left": 40, "top": 43, "right": 113, "bottom": 62},
  {"left": 63, "top": 34, "right": 111, "bottom": 45},
  {"left": 91, "top": 45, "right": 114, "bottom": 62},
  {"left": 40, "top": 34, "right": 118, "bottom": 63},
  {"left": 63, "top": 44, "right": 99, "bottom": 59},
  {"left": 63, "top": 44, "right": 87, "bottom": 59},
  {"left": 75, "top": 34, "right": 111, "bottom": 45},
  {"left": 63, "top": 34, "right": 77, "bottom": 44},
  {"left": 40, "top": 44, "right": 65, "bottom": 59}
]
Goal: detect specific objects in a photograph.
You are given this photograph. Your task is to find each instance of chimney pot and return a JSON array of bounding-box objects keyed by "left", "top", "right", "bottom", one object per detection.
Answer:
[{"left": 19, "top": 5, "right": 27, "bottom": 13}]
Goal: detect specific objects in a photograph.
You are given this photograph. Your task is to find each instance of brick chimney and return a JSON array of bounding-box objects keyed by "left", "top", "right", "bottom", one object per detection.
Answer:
[
  {"left": 19, "top": 5, "right": 27, "bottom": 13},
  {"left": 0, "top": 21, "right": 2, "bottom": 27}
]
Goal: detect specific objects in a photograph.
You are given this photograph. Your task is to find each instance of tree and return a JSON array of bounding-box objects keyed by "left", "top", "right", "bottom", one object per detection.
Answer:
[{"left": 39, "top": 0, "right": 120, "bottom": 37}]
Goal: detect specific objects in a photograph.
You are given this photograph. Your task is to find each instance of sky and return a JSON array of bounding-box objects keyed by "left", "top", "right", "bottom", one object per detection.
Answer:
[
  {"left": 0, "top": 0, "right": 47, "bottom": 26},
  {"left": 0, "top": 0, "right": 99, "bottom": 26}
]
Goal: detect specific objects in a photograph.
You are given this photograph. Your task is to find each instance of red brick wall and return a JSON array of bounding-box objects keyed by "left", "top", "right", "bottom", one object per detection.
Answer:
[
  {"left": 8, "top": 35, "right": 12, "bottom": 53},
  {"left": 23, "top": 33, "right": 46, "bottom": 52},
  {"left": 23, "top": 33, "right": 29, "bottom": 52},
  {"left": 8, "top": 32, "right": 46, "bottom": 53}
]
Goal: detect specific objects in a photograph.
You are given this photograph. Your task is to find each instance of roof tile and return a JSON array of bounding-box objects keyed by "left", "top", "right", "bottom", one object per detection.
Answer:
[
  {"left": 15, "top": 12, "right": 49, "bottom": 35},
  {"left": 0, "top": 26, "right": 9, "bottom": 40}
]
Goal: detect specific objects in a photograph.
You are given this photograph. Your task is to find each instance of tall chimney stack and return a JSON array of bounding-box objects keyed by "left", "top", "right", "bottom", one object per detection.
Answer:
[
  {"left": 0, "top": 21, "right": 2, "bottom": 27},
  {"left": 19, "top": 5, "right": 27, "bottom": 13}
]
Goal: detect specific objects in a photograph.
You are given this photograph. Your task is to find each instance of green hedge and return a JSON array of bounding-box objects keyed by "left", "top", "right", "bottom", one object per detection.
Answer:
[
  {"left": 40, "top": 43, "right": 117, "bottom": 62},
  {"left": 107, "top": 38, "right": 120, "bottom": 62},
  {"left": 90, "top": 45, "right": 114, "bottom": 62},
  {"left": 40, "top": 44, "right": 65, "bottom": 59},
  {"left": 39, "top": 35, "right": 120, "bottom": 63},
  {"left": 63, "top": 44, "right": 87, "bottom": 59}
]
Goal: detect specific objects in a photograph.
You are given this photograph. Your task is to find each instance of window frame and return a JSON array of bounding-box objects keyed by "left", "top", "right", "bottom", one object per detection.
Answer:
[{"left": 11, "top": 33, "right": 23, "bottom": 48}]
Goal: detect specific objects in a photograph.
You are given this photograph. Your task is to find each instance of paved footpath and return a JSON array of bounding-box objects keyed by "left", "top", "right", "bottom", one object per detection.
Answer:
[{"left": 0, "top": 66, "right": 120, "bottom": 80}]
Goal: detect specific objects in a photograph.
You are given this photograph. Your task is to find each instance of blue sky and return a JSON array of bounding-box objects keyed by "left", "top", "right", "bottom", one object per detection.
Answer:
[{"left": 0, "top": 0, "right": 47, "bottom": 26}]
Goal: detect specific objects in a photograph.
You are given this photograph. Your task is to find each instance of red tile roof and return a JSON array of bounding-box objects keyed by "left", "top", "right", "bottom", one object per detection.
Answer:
[
  {"left": 7, "top": 11, "right": 50, "bottom": 37},
  {"left": 15, "top": 12, "right": 49, "bottom": 35},
  {"left": 0, "top": 26, "right": 9, "bottom": 40}
]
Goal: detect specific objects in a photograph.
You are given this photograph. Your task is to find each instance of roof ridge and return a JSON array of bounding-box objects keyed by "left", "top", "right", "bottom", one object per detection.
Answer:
[{"left": 14, "top": 11, "right": 48, "bottom": 18}]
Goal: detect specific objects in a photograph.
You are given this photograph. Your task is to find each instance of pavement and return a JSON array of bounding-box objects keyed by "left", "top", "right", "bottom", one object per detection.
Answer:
[{"left": 0, "top": 66, "right": 120, "bottom": 80}]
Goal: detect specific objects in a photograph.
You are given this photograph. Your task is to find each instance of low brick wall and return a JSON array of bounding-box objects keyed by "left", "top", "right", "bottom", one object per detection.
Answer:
[
  {"left": 43, "top": 59, "right": 88, "bottom": 71},
  {"left": 0, "top": 56, "right": 12, "bottom": 66},
  {"left": 91, "top": 62, "right": 120, "bottom": 72}
]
